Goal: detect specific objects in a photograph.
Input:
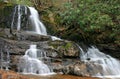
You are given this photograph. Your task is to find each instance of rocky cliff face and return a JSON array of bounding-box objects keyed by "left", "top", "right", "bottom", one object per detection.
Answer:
[
  {"left": 0, "top": 28, "right": 80, "bottom": 73},
  {"left": 0, "top": 3, "right": 13, "bottom": 28},
  {"left": 1, "top": 27, "right": 118, "bottom": 77},
  {"left": 97, "top": 44, "right": 120, "bottom": 59}
]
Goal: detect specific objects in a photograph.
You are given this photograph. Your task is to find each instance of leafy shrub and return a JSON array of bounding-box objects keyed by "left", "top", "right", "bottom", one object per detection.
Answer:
[{"left": 59, "top": 0, "right": 120, "bottom": 43}]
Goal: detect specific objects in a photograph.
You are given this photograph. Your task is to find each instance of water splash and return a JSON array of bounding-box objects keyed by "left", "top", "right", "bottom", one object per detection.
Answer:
[
  {"left": 51, "top": 36, "right": 62, "bottom": 41},
  {"left": 79, "top": 46, "right": 120, "bottom": 79},
  {"left": 18, "top": 45, "right": 54, "bottom": 75}
]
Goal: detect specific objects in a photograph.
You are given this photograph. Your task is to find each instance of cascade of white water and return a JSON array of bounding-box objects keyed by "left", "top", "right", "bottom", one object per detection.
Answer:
[
  {"left": 0, "top": 49, "right": 3, "bottom": 69},
  {"left": 17, "top": 5, "right": 21, "bottom": 31},
  {"left": 11, "top": 5, "right": 61, "bottom": 40},
  {"left": 79, "top": 46, "right": 120, "bottom": 79},
  {"left": 11, "top": 6, "right": 17, "bottom": 30},
  {"left": 25, "top": 45, "right": 37, "bottom": 58},
  {"left": 24, "top": 6, "right": 27, "bottom": 15},
  {"left": 18, "top": 45, "right": 54, "bottom": 75},
  {"left": 11, "top": 5, "right": 28, "bottom": 31},
  {"left": 28, "top": 7, "right": 47, "bottom": 35},
  {"left": 28, "top": 6, "right": 61, "bottom": 40}
]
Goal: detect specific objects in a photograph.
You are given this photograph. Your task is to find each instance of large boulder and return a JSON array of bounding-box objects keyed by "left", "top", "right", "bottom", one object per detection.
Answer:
[
  {"left": 62, "top": 61, "right": 103, "bottom": 77},
  {"left": 48, "top": 40, "right": 79, "bottom": 57}
]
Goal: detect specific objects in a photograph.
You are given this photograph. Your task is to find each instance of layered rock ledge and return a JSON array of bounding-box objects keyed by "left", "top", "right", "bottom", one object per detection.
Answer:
[{"left": 0, "top": 28, "right": 119, "bottom": 77}]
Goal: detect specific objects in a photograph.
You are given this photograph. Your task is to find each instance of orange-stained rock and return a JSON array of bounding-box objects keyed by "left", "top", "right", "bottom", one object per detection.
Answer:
[
  {"left": 0, "top": 70, "right": 31, "bottom": 79},
  {"left": 26, "top": 74, "right": 100, "bottom": 79},
  {"left": 0, "top": 70, "right": 100, "bottom": 79}
]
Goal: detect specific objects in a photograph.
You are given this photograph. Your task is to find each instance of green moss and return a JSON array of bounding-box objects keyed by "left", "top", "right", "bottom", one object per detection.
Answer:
[
  {"left": 48, "top": 41, "right": 74, "bottom": 50},
  {"left": 62, "top": 42, "right": 72, "bottom": 50},
  {"left": 50, "top": 44, "right": 58, "bottom": 49},
  {"left": 48, "top": 40, "right": 64, "bottom": 49}
]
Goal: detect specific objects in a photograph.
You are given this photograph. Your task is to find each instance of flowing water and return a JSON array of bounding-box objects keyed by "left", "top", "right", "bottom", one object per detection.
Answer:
[
  {"left": 28, "top": 7, "right": 47, "bottom": 35},
  {"left": 18, "top": 45, "right": 54, "bottom": 75},
  {"left": 28, "top": 7, "right": 61, "bottom": 40},
  {"left": 17, "top": 5, "right": 21, "bottom": 31},
  {"left": 79, "top": 46, "right": 120, "bottom": 79},
  {"left": 11, "top": 5, "right": 28, "bottom": 31},
  {"left": 11, "top": 6, "right": 17, "bottom": 30},
  {"left": 10, "top": 5, "right": 59, "bottom": 75},
  {"left": 11, "top": 5, "right": 61, "bottom": 40}
]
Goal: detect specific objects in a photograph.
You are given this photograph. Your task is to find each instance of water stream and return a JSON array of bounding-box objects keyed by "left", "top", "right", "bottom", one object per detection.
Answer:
[
  {"left": 11, "top": 5, "right": 61, "bottom": 40},
  {"left": 28, "top": 7, "right": 47, "bottom": 35},
  {"left": 79, "top": 46, "right": 120, "bottom": 79},
  {"left": 11, "top": 5, "right": 28, "bottom": 31},
  {"left": 10, "top": 5, "right": 59, "bottom": 75},
  {"left": 18, "top": 45, "right": 54, "bottom": 75},
  {"left": 17, "top": 5, "right": 21, "bottom": 31}
]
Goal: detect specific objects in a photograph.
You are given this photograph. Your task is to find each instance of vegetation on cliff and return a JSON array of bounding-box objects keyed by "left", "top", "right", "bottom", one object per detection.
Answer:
[
  {"left": 34, "top": 0, "right": 120, "bottom": 45},
  {"left": 57, "top": 0, "right": 120, "bottom": 44}
]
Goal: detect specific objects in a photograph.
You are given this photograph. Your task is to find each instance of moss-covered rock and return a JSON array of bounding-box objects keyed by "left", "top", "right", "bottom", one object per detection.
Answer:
[{"left": 48, "top": 40, "right": 79, "bottom": 57}]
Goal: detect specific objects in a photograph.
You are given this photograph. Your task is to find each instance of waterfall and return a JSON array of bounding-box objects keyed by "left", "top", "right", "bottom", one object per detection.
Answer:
[
  {"left": 28, "top": 6, "right": 62, "bottom": 40},
  {"left": 11, "top": 5, "right": 47, "bottom": 35},
  {"left": 79, "top": 46, "right": 120, "bottom": 79},
  {"left": 28, "top": 7, "right": 61, "bottom": 40},
  {"left": 10, "top": 5, "right": 59, "bottom": 75},
  {"left": 17, "top": 5, "right": 21, "bottom": 31},
  {"left": 18, "top": 45, "right": 54, "bottom": 75},
  {"left": 11, "top": 5, "right": 28, "bottom": 31},
  {"left": 10, "top": 5, "right": 61, "bottom": 40},
  {"left": 28, "top": 7, "right": 47, "bottom": 35},
  {"left": 11, "top": 6, "right": 17, "bottom": 30}
]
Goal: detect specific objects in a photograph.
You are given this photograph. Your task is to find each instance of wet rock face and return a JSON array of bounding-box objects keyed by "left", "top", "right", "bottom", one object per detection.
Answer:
[
  {"left": 97, "top": 44, "right": 120, "bottom": 59},
  {"left": 62, "top": 61, "right": 103, "bottom": 77},
  {"left": 0, "top": 27, "right": 119, "bottom": 77},
  {"left": 16, "top": 31, "right": 52, "bottom": 42}
]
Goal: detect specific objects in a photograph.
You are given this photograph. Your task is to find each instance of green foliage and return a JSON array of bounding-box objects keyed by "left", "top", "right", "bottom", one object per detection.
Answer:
[
  {"left": 59, "top": 0, "right": 120, "bottom": 43},
  {"left": 9, "top": 0, "right": 33, "bottom": 6}
]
